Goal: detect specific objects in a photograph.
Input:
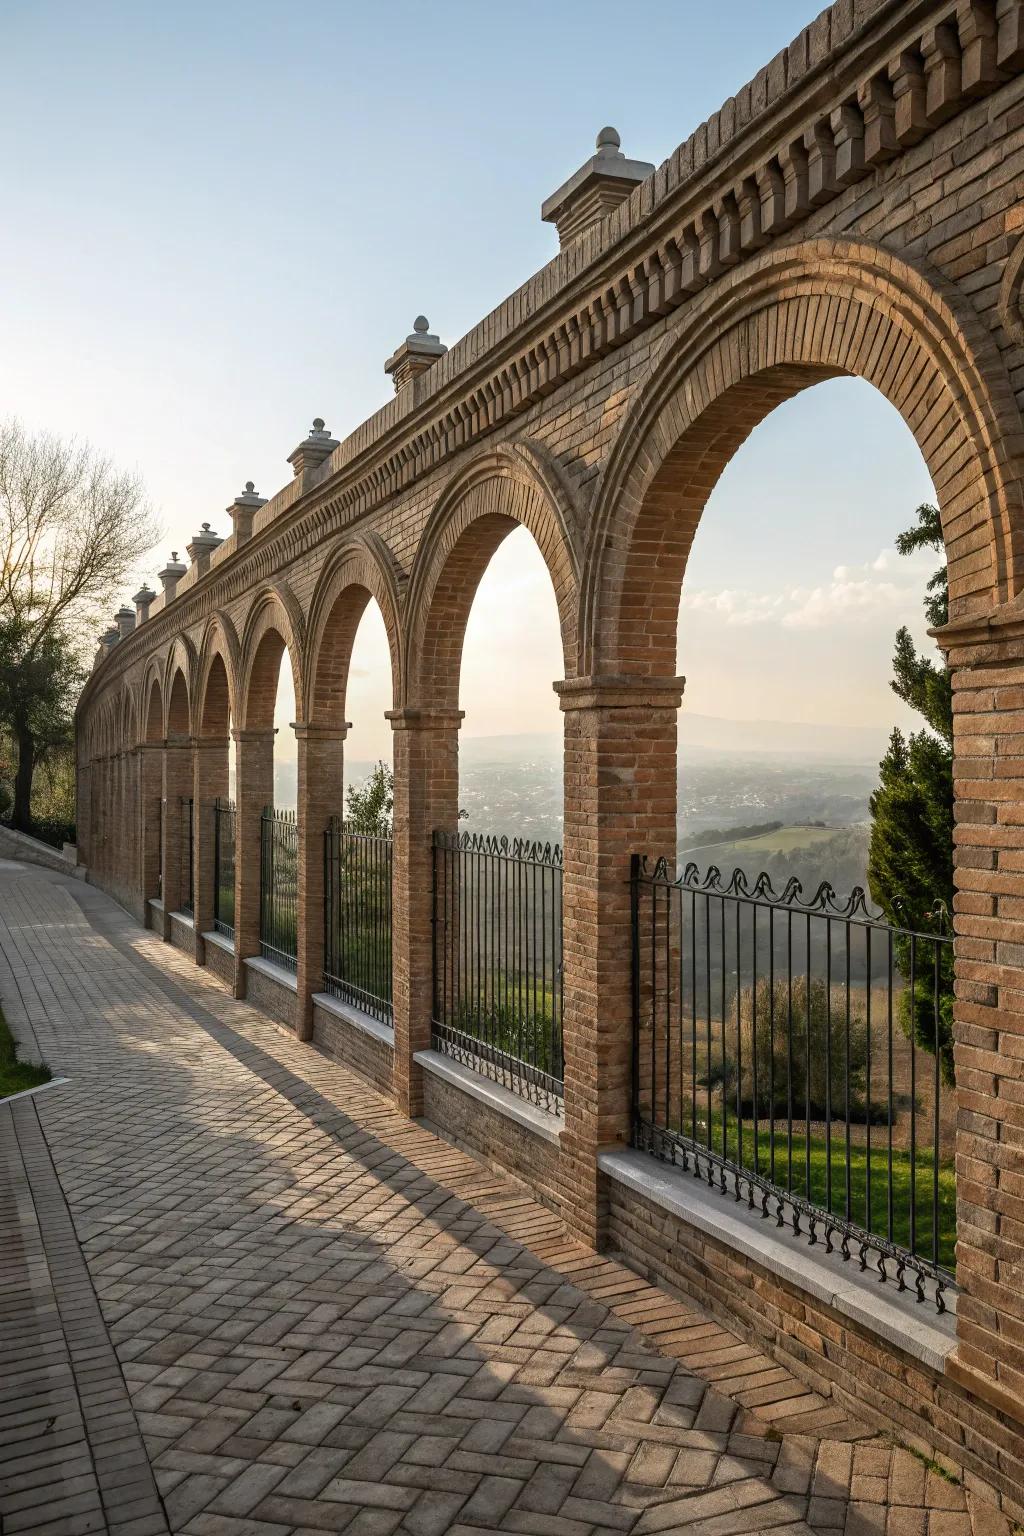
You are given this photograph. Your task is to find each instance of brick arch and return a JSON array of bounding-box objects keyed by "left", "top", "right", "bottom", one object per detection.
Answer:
[
  {"left": 304, "top": 533, "right": 403, "bottom": 729},
  {"left": 118, "top": 685, "right": 137, "bottom": 750},
  {"left": 405, "top": 440, "right": 582, "bottom": 710},
  {"left": 142, "top": 668, "right": 164, "bottom": 744},
  {"left": 161, "top": 637, "right": 196, "bottom": 736},
  {"left": 582, "top": 238, "right": 1024, "bottom": 678},
  {"left": 239, "top": 584, "right": 304, "bottom": 731},
  {"left": 166, "top": 666, "right": 190, "bottom": 742},
  {"left": 195, "top": 612, "right": 241, "bottom": 739}
]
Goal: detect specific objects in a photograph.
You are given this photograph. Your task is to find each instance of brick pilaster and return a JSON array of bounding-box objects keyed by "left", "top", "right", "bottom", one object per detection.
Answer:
[
  {"left": 937, "top": 609, "right": 1024, "bottom": 1431},
  {"left": 232, "top": 728, "right": 276, "bottom": 997},
  {"left": 387, "top": 707, "right": 463, "bottom": 1116},
  {"left": 192, "top": 737, "right": 229, "bottom": 964},
  {"left": 555, "top": 674, "right": 684, "bottom": 1248},
  {"left": 294, "top": 723, "right": 348, "bottom": 1041}
]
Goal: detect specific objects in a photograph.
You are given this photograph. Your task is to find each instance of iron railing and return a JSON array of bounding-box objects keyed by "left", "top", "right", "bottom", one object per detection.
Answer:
[
  {"left": 260, "top": 806, "right": 298, "bottom": 971},
  {"left": 432, "top": 830, "right": 563, "bottom": 1112},
  {"left": 180, "top": 797, "right": 194, "bottom": 916},
  {"left": 324, "top": 819, "right": 393, "bottom": 1023},
  {"left": 213, "top": 799, "right": 236, "bottom": 938},
  {"left": 631, "top": 857, "right": 955, "bottom": 1310}
]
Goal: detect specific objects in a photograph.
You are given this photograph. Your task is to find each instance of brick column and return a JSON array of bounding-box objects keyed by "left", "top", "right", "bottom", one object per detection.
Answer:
[
  {"left": 138, "top": 744, "right": 163, "bottom": 915},
  {"left": 76, "top": 760, "right": 91, "bottom": 870},
  {"left": 295, "top": 723, "right": 348, "bottom": 1041},
  {"left": 387, "top": 707, "right": 463, "bottom": 1116},
  {"left": 555, "top": 675, "right": 684, "bottom": 1248},
  {"left": 232, "top": 727, "right": 276, "bottom": 997},
  {"left": 192, "top": 737, "right": 230, "bottom": 965},
  {"left": 938, "top": 611, "right": 1024, "bottom": 1431},
  {"left": 161, "top": 737, "right": 193, "bottom": 938}
]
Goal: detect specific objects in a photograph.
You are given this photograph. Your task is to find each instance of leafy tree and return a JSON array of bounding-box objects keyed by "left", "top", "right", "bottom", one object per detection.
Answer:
[
  {"left": 867, "top": 504, "right": 954, "bottom": 1079},
  {"left": 0, "top": 419, "right": 156, "bottom": 829},
  {"left": 345, "top": 761, "right": 394, "bottom": 836}
]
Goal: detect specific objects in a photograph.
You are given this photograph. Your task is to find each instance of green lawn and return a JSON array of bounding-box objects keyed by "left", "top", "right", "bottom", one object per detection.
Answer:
[
  {"left": 676, "top": 1110, "right": 956, "bottom": 1272},
  {"left": 687, "top": 824, "right": 841, "bottom": 858},
  {"left": 0, "top": 1006, "right": 51, "bottom": 1099}
]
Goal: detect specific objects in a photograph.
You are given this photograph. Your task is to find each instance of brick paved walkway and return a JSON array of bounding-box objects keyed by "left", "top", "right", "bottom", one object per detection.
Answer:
[{"left": 0, "top": 865, "right": 1003, "bottom": 1536}]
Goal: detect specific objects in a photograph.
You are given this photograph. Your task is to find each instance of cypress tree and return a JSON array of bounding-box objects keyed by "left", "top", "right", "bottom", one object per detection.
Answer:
[{"left": 867, "top": 504, "right": 955, "bottom": 1080}]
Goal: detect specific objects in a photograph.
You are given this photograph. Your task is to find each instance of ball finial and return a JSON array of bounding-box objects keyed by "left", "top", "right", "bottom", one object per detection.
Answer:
[
  {"left": 596, "top": 125, "right": 621, "bottom": 153},
  {"left": 312, "top": 416, "right": 325, "bottom": 432},
  {"left": 413, "top": 315, "right": 430, "bottom": 334},
  {"left": 245, "top": 480, "right": 255, "bottom": 494}
]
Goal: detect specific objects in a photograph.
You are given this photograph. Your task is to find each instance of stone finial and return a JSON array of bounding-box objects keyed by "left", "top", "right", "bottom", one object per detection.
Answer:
[
  {"left": 157, "top": 551, "right": 187, "bottom": 602},
  {"left": 384, "top": 316, "right": 447, "bottom": 394},
  {"left": 186, "top": 521, "right": 223, "bottom": 578},
  {"left": 542, "top": 126, "right": 654, "bottom": 249},
  {"left": 114, "top": 604, "right": 136, "bottom": 640},
  {"left": 133, "top": 584, "right": 156, "bottom": 624},
  {"left": 227, "top": 480, "right": 268, "bottom": 547},
  {"left": 287, "top": 418, "right": 340, "bottom": 480}
]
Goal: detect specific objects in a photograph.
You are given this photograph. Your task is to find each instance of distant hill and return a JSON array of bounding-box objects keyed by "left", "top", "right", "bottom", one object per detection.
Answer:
[{"left": 455, "top": 715, "right": 887, "bottom": 765}]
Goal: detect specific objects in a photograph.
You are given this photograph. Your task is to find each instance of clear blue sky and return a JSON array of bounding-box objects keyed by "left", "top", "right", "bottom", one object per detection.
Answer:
[{"left": 2, "top": 1, "right": 938, "bottom": 778}]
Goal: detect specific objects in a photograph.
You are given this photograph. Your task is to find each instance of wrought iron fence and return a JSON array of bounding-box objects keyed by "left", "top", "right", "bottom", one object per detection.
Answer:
[
  {"left": 260, "top": 806, "right": 298, "bottom": 970},
  {"left": 323, "top": 819, "right": 393, "bottom": 1023},
  {"left": 180, "top": 797, "right": 194, "bottom": 916},
  {"left": 432, "top": 830, "right": 563, "bottom": 1112},
  {"left": 631, "top": 857, "right": 955, "bottom": 1310},
  {"left": 214, "top": 799, "right": 236, "bottom": 938}
]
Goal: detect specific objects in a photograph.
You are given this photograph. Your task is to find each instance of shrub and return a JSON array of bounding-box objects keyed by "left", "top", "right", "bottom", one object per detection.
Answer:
[{"left": 707, "top": 975, "right": 872, "bottom": 1123}]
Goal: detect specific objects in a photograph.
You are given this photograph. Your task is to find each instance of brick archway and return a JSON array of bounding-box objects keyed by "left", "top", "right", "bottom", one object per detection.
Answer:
[
  {"left": 239, "top": 585, "right": 304, "bottom": 732},
  {"left": 196, "top": 613, "right": 241, "bottom": 739},
  {"left": 405, "top": 441, "right": 582, "bottom": 711},
  {"left": 304, "top": 534, "right": 403, "bottom": 730},
  {"left": 582, "top": 239, "right": 1024, "bottom": 678}
]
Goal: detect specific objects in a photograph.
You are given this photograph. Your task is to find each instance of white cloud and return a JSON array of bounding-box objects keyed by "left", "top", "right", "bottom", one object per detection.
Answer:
[{"left": 680, "top": 546, "right": 936, "bottom": 632}]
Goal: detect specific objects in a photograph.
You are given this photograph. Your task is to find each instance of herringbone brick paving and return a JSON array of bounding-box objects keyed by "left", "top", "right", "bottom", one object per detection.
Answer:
[{"left": 0, "top": 866, "right": 1004, "bottom": 1536}]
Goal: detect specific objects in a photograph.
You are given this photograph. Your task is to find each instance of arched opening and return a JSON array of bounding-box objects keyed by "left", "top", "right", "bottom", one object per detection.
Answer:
[
  {"left": 197, "top": 649, "right": 235, "bottom": 941},
  {"left": 241, "top": 610, "right": 301, "bottom": 971},
  {"left": 407, "top": 457, "right": 577, "bottom": 1111},
  {"left": 459, "top": 527, "right": 564, "bottom": 844},
  {"left": 307, "top": 565, "right": 401, "bottom": 1024},
  {"left": 163, "top": 665, "right": 192, "bottom": 919},
  {"left": 583, "top": 249, "right": 1024, "bottom": 1297}
]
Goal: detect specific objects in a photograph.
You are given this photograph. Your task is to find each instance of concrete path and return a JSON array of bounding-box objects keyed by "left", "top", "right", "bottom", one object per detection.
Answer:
[{"left": 0, "top": 865, "right": 994, "bottom": 1536}]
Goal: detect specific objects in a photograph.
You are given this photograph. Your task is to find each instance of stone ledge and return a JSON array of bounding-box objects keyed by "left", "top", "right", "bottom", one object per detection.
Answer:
[
  {"left": 202, "top": 929, "right": 235, "bottom": 956},
  {"left": 311, "top": 993, "right": 394, "bottom": 1050},
  {"left": 414, "top": 1049, "right": 563, "bottom": 1146},
  {"left": 0, "top": 824, "right": 84, "bottom": 878},
  {"left": 598, "top": 1148, "right": 957, "bottom": 1375},
  {"left": 243, "top": 955, "right": 298, "bottom": 993},
  {"left": 170, "top": 910, "right": 195, "bottom": 929}
]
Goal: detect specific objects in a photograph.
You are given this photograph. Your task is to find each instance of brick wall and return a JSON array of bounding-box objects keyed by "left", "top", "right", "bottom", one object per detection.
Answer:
[
  {"left": 605, "top": 1175, "right": 1024, "bottom": 1521},
  {"left": 312, "top": 1003, "right": 393, "bottom": 1096},
  {"left": 420, "top": 1071, "right": 563, "bottom": 1220},
  {"left": 74, "top": 0, "right": 1024, "bottom": 1477},
  {"left": 202, "top": 938, "right": 235, "bottom": 988},
  {"left": 242, "top": 963, "right": 296, "bottom": 1032}
]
